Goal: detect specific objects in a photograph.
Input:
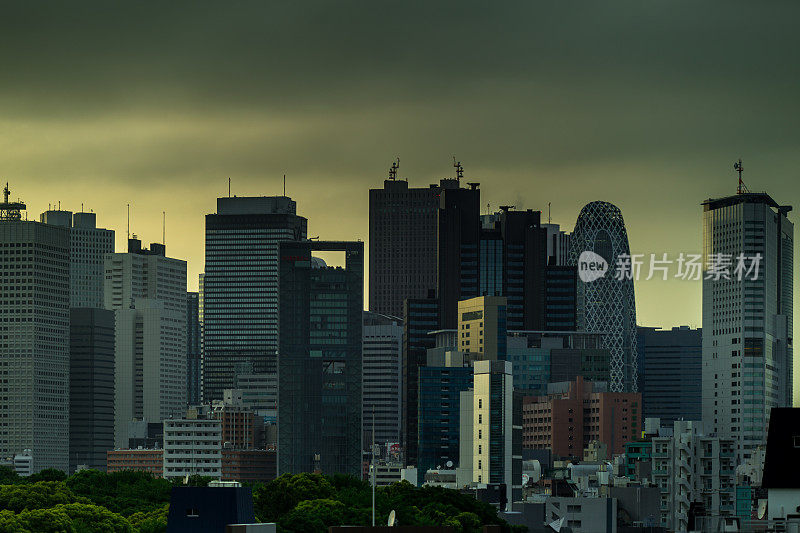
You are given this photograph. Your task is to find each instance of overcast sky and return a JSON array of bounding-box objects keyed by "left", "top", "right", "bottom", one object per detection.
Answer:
[{"left": 3, "top": 0, "right": 799, "bottom": 335}]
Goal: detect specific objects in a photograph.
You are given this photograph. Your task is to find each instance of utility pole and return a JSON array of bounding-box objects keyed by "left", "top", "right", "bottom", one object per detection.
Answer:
[{"left": 372, "top": 404, "right": 376, "bottom": 527}]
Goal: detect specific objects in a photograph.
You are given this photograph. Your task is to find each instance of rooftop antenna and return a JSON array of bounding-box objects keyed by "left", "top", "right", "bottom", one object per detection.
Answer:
[
  {"left": 127, "top": 204, "right": 130, "bottom": 240},
  {"left": 283, "top": 174, "right": 286, "bottom": 196},
  {"left": 734, "top": 159, "right": 749, "bottom": 194},
  {"left": 487, "top": 202, "right": 490, "bottom": 215},
  {"left": 81, "top": 203, "right": 84, "bottom": 212},
  {"left": 548, "top": 202, "right": 551, "bottom": 224},
  {"left": 228, "top": 178, "right": 231, "bottom": 198},
  {"left": 453, "top": 157, "right": 463, "bottom": 181},
  {"left": 389, "top": 158, "right": 400, "bottom": 180},
  {"left": 58, "top": 201, "right": 61, "bottom": 210},
  {"left": 1, "top": 182, "right": 26, "bottom": 221},
  {"left": 162, "top": 211, "right": 166, "bottom": 245}
]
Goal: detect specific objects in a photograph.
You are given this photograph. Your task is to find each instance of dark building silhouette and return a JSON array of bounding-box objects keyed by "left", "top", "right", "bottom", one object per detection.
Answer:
[
  {"left": 203, "top": 196, "right": 307, "bottom": 402},
  {"left": 277, "top": 241, "right": 363, "bottom": 476},
  {"left": 637, "top": 326, "right": 701, "bottom": 426},
  {"left": 402, "top": 295, "right": 439, "bottom": 468},
  {"left": 187, "top": 292, "right": 201, "bottom": 406},
  {"left": 368, "top": 163, "right": 440, "bottom": 319},
  {"left": 69, "top": 308, "right": 115, "bottom": 473},
  {"left": 166, "top": 486, "right": 255, "bottom": 533}
]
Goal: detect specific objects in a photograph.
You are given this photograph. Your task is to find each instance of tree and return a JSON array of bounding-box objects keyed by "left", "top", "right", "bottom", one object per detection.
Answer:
[
  {"left": 0, "top": 482, "right": 82, "bottom": 513},
  {"left": 14, "top": 507, "right": 73, "bottom": 533},
  {"left": 54, "top": 503, "right": 133, "bottom": 533},
  {"left": 0, "top": 468, "right": 20, "bottom": 487},
  {"left": 252, "top": 473, "right": 335, "bottom": 522},
  {"left": 26, "top": 470, "right": 67, "bottom": 483},
  {"left": 128, "top": 504, "right": 168, "bottom": 533},
  {"left": 65, "top": 470, "right": 172, "bottom": 517},
  {"left": 279, "top": 499, "right": 346, "bottom": 533}
]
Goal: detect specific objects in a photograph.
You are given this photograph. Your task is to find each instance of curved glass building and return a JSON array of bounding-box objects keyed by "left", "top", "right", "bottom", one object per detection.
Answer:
[{"left": 569, "top": 201, "right": 639, "bottom": 392}]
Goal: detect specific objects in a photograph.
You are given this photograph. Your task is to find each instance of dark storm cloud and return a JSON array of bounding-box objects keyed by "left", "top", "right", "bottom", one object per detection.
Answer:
[{"left": 2, "top": 0, "right": 800, "bottom": 349}]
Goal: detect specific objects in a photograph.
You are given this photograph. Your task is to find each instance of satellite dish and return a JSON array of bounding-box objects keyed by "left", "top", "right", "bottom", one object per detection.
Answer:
[
  {"left": 758, "top": 500, "right": 767, "bottom": 520},
  {"left": 388, "top": 510, "right": 396, "bottom": 527},
  {"left": 446, "top": 460, "right": 454, "bottom": 468}
]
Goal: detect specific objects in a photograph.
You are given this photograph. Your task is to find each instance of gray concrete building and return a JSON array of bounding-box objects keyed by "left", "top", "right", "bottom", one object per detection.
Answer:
[{"left": 362, "top": 311, "right": 403, "bottom": 447}]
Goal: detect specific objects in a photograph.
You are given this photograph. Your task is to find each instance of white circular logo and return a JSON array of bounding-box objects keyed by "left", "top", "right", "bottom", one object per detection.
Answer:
[{"left": 578, "top": 251, "right": 608, "bottom": 282}]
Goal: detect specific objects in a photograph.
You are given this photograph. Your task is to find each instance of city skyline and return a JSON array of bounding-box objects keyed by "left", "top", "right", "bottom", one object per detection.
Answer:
[{"left": 2, "top": 1, "right": 799, "bottom": 335}]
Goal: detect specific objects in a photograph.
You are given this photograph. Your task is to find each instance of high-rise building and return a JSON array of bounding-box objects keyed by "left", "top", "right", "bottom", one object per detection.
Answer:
[
  {"left": 106, "top": 238, "right": 187, "bottom": 448},
  {"left": 0, "top": 186, "right": 70, "bottom": 472},
  {"left": 203, "top": 196, "right": 307, "bottom": 402},
  {"left": 40, "top": 210, "right": 114, "bottom": 308},
  {"left": 187, "top": 292, "right": 201, "bottom": 406},
  {"left": 277, "top": 241, "right": 363, "bottom": 476},
  {"left": 69, "top": 308, "right": 115, "bottom": 473},
  {"left": 470, "top": 359, "right": 521, "bottom": 509},
  {"left": 569, "top": 201, "right": 639, "bottom": 392},
  {"left": 637, "top": 326, "right": 702, "bottom": 426},
  {"left": 438, "top": 178, "right": 481, "bottom": 329},
  {"left": 368, "top": 164, "right": 440, "bottom": 318},
  {"left": 362, "top": 312, "right": 403, "bottom": 447},
  {"left": 701, "top": 191, "right": 793, "bottom": 460},
  {"left": 457, "top": 296, "right": 507, "bottom": 359},
  {"left": 402, "top": 295, "right": 439, "bottom": 468}
]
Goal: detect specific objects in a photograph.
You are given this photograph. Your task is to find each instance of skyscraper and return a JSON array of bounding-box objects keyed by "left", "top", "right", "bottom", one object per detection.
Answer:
[
  {"left": 362, "top": 311, "right": 403, "bottom": 447},
  {"left": 701, "top": 190, "right": 793, "bottom": 460},
  {"left": 203, "top": 196, "right": 307, "bottom": 402},
  {"left": 106, "top": 238, "right": 187, "bottom": 448},
  {"left": 569, "top": 201, "right": 639, "bottom": 392},
  {"left": 278, "top": 241, "right": 363, "bottom": 476},
  {"left": 368, "top": 163, "right": 440, "bottom": 318},
  {"left": 69, "top": 308, "right": 115, "bottom": 473},
  {"left": 0, "top": 185, "right": 70, "bottom": 472},
  {"left": 637, "top": 326, "right": 702, "bottom": 426},
  {"left": 187, "top": 291, "right": 201, "bottom": 406},
  {"left": 40, "top": 209, "right": 114, "bottom": 308}
]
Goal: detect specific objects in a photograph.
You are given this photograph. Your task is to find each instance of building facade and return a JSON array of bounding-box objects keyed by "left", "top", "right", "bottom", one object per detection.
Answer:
[
  {"left": 277, "top": 241, "right": 363, "bottom": 476},
  {"left": 701, "top": 192, "right": 793, "bottom": 461},
  {"left": 107, "top": 449, "right": 164, "bottom": 477},
  {"left": 203, "top": 195, "right": 307, "bottom": 402},
  {"left": 637, "top": 326, "right": 702, "bottom": 426},
  {"left": 362, "top": 311, "right": 403, "bottom": 447},
  {"left": 651, "top": 421, "right": 737, "bottom": 532},
  {"left": 106, "top": 238, "right": 187, "bottom": 448},
  {"left": 368, "top": 168, "right": 440, "bottom": 318},
  {"left": 69, "top": 308, "right": 115, "bottom": 473},
  {"left": 187, "top": 291, "right": 201, "bottom": 406},
  {"left": 569, "top": 201, "right": 639, "bottom": 392},
  {"left": 162, "top": 416, "right": 222, "bottom": 480},
  {"left": 40, "top": 209, "right": 114, "bottom": 308},
  {"left": 457, "top": 296, "right": 507, "bottom": 359},
  {"left": 522, "top": 377, "right": 641, "bottom": 457},
  {"left": 0, "top": 196, "right": 70, "bottom": 472}
]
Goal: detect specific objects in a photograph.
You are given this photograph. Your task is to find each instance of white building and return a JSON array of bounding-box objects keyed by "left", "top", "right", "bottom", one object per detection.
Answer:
[
  {"left": 362, "top": 312, "right": 403, "bottom": 447},
  {"left": 1, "top": 189, "right": 70, "bottom": 472},
  {"left": 106, "top": 238, "right": 187, "bottom": 448},
  {"left": 40, "top": 209, "right": 114, "bottom": 308},
  {"left": 651, "top": 421, "right": 737, "bottom": 532},
  {"left": 13, "top": 449, "right": 34, "bottom": 477},
  {"left": 163, "top": 414, "right": 222, "bottom": 480},
  {"left": 702, "top": 191, "right": 793, "bottom": 462}
]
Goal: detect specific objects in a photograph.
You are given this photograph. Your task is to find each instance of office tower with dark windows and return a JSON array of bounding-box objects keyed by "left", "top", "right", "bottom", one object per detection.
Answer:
[
  {"left": 277, "top": 241, "right": 363, "bottom": 476},
  {"left": 0, "top": 185, "right": 70, "bottom": 472},
  {"left": 187, "top": 292, "right": 202, "bottom": 406},
  {"left": 457, "top": 296, "right": 507, "bottom": 359},
  {"left": 402, "top": 295, "right": 439, "bottom": 468},
  {"left": 637, "top": 326, "right": 702, "bottom": 426},
  {"left": 569, "top": 201, "right": 639, "bottom": 392},
  {"left": 204, "top": 196, "right": 307, "bottom": 402},
  {"left": 106, "top": 238, "right": 187, "bottom": 448},
  {"left": 701, "top": 190, "right": 793, "bottom": 461},
  {"left": 368, "top": 163, "right": 440, "bottom": 319},
  {"left": 437, "top": 174, "right": 481, "bottom": 329},
  {"left": 69, "top": 308, "right": 115, "bottom": 473},
  {"left": 362, "top": 311, "right": 403, "bottom": 448},
  {"left": 40, "top": 209, "right": 114, "bottom": 308}
]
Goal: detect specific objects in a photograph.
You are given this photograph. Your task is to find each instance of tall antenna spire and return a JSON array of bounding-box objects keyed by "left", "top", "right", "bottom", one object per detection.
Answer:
[
  {"left": 0, "top": 182, "right": 26, "bottom": 221},
  {"left": 162, "top": 211, "right": 166, "bottom": 245},
  {"left": 283, "top": 174, "right": 286, "bottom": 196},
  {"left": 388, "top": 158, "right": 400, "bottom": 180},
  {"left": 734, "top": 159, "right": 748, "bottom": 194},
  {"left": 453, "top": 157, "right": 463, "bottom": 181},
  {"left": 127, "top": 204, "right": 130, "bottom": 240},
  {"left": 228, "top": 178, "right": 231, "bottom": 197}
]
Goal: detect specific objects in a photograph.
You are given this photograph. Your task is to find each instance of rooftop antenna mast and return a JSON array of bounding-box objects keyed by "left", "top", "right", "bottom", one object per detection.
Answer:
[
  {"left": 389, "top": 157, "right": 400, "bottom": 180},
  {"left": 162, "top": 211, "right": 166, "bottom": 245},
  {"left": 0, "top": 182, "right": 27, "bottom": 221},
  {"left": 453, "top": 157, "right": 463, "bottom": 182},
  {"left": 283, "top": 174, "right": 286, "bottom": 196},
  {"left": 548, "top": 202, "right": 551, "bottom": 224},
  {"left": 734, "top": 159, "right": 749, "bottom": 194},
  {"left": 127, "top": 204, "right": 130, "bottom": 240},
  {"left": 228, "top": 178, "right": 231, "bottom": 198}
]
